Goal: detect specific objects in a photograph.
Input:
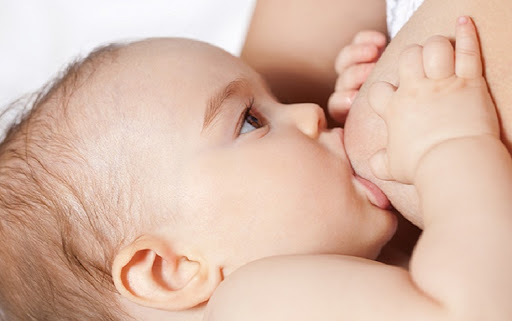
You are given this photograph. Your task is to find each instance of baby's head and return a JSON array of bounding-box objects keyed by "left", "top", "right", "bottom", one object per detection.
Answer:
[{"left": 0, "top": 38, "right": 396, "bottom": 320}]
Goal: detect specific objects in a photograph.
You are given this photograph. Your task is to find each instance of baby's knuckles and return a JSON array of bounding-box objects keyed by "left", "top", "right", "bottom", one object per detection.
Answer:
[
  {"left": 384, "top": 77, "right": 498, "bottom": 183},
  {"left": 400, "top": 76, "right": 464, "bottom": 97}
]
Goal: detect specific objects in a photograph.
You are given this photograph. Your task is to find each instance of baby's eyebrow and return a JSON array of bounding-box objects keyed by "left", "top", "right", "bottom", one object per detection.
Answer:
[{"left": 202, "top": 78, "right": 250, "bottom": 132}]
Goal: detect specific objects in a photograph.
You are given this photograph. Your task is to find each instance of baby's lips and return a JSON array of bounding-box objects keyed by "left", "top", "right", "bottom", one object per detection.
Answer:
[{"left": 355, "top": 175, "right": 391, "bottom": 210}]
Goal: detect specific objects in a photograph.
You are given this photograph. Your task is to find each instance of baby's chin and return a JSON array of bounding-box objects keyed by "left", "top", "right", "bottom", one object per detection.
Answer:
[{"left": 360, "top": 206, "right": 400, "bottom": 261}]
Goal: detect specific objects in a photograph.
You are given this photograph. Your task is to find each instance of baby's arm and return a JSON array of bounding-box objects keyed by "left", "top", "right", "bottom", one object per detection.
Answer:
[
  {"left": 205, "top": 18, "right": 512, "bottom": 321},
  {"left": 241, "top": 0, "right": 387, "bottom": 107},
  {"left": 368, "top": 16, "right": 512, "bottom": 317}
]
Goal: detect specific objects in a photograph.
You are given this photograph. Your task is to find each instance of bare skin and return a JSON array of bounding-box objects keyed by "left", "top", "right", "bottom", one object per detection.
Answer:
[
  {"left": 328, "top": 30, "right": 387, "bottom": 123},
  {"left": 241, "top": 0, "right": 387, "bottom": 108},
  {"left": 92, "top": 38, "right": 396, "bottom": 321},
  {"left": 242, "top": 0, "right": 512, "bottom": 256},
  {"left": 346, "top": 0, "right": 512, "bottom": 228},
  {"left": 204, "top": 18, "right": 512, "bottom": 321}
]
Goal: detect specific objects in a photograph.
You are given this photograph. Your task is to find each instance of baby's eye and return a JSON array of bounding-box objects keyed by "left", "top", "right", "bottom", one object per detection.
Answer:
[
  {"left": 239, "top": 99, "right": 266, "bottom": 135},
  {"left": 240, "top": 109, "right": 264, "bottom": 134}
]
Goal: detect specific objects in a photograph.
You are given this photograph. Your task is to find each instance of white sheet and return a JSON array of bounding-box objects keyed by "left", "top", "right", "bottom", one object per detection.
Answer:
[{"left": 0, "top": 0, "right": 256, "bottom": 140}]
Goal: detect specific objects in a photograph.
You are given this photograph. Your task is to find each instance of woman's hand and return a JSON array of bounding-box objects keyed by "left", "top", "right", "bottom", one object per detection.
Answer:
[{"left": 328, "top": 30, "right": 387, "bottom": 123}]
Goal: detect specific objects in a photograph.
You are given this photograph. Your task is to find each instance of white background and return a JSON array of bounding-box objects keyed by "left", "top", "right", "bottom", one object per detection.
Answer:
[{"left": 0, "top": 0, "right": 256, "bottom": 138}]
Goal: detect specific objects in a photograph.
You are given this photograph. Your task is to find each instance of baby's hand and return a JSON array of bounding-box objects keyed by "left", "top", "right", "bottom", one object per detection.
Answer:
[
  {"left": 328, "top": 31, "right": 387, "bottom": 123},
  {"left": 369, "top": 17, "right": 499, "bottom": 184}
]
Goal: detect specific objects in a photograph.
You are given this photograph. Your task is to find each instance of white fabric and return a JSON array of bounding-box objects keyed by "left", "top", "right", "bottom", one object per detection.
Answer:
[
  {"left": 386, "top": 0, "right": 425, "bottom": 38},
  {"left": 0, "top": 0, "right": 256, "bottom": 142},
  {"left": 1, "top": 1, "right": 428, "bottom": 142}
]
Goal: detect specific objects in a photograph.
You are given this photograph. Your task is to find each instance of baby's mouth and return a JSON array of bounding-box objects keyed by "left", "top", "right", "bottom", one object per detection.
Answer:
[
  {"left": 332, "top": 126, "right": 389, "bottom": 209},
  {"left": 354, "top": 175, "right": 391, "bottom": 209}
]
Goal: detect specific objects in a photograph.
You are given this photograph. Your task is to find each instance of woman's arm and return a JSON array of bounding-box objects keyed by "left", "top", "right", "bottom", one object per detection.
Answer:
[{"left": 241, "top": 0, "right": 387, "bottom": 107}]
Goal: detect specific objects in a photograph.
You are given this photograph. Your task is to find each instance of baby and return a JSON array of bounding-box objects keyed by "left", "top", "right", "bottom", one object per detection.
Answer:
[
  {"left": 0, "top": 17, "right": 509, "bottom": 321},
  {"left": 203, "top": 17, "right": 512, "bottom": 320},
  {"left": 0, "top": 35, "right": 396, "bottom": 320},
  {"left": 328, "top": 29, "right": 387, "bottom": 123}
]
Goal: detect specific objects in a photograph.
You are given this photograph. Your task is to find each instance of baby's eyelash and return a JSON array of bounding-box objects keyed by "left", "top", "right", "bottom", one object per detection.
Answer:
[
  {"left": 242, "top": 97, "right": 255, "bottom": 119},
  {"left": 237, "top": 97, "right": 266, "bottom": 135}
]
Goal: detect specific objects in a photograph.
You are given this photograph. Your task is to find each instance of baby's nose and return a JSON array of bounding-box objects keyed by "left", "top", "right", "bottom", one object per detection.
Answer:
[{"left": 289, "top": 103, "right": 327, "bottom": 139}]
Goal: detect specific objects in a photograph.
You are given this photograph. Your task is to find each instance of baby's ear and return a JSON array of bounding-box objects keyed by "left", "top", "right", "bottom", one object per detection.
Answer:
[{"left": 112, "top": 235, "right": 222, "bottom": 310}]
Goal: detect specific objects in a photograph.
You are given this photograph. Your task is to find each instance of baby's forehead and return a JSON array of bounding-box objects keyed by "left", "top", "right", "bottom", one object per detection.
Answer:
[
  {"left": 114, "top": 38, "right": 252, "bottom": 82},
  {"left": 96, "top": 38, "right": 256, "bottom": 108},
  {"left": 52, "top": 37, "right": 272, "bottom": 169},
  {"left": 84, "top": 38, "right": 261, "bottom": 133},
  {"left": 67, "top": 38, "right": 261, "bottom": 160}
]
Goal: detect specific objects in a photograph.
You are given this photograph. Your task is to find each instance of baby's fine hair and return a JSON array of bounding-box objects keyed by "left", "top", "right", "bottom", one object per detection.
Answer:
[{"left": 0, "top": 44, "right": 139, "bottom": 321}]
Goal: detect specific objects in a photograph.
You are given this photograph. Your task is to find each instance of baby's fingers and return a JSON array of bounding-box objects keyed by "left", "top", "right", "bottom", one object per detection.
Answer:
[
  {"left": 353, "top": 30, "right": 388, "bottom": 47},
  {"left": 370, "top": 149, "right": 393, "bottom": 181},
  {"left": 335, "top": 63, "right": 376, "bottom": 91},
  {"left": 399, "top": 44, "right": 425, "bottom": 82},
  {"left": 335, "top": 44, "right": 380, "bottom": 74},
  {"left": 368, "top": 81, "right": 396, "bottom": 119},
  {"left": 455, "top": 16, "right": 482, "bottom": 79},
  {"left": 368, "top": 81, "right": 396, "bottom": 181},
  {"left": 328, "top": 90, "right": 357, "bottom": 123}
]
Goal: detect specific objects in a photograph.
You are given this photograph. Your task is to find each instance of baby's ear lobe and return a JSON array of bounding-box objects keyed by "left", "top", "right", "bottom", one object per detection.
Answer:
[{"left": 112, "top": 235, "right": 222, "bottom": 311}]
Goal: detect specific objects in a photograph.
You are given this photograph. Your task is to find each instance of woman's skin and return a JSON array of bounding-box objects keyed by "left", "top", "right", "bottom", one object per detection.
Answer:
[
  {"left": 345, "top": 0, "right": 512, "bottom": 228},
  {"left": 242, "top": 0, "right": 512, "bottom": 245},
  {"left": 241, "top": 0, "right": 387, "bottom": 108},
  {"left": 204, "top": 19, "right": 512, "bottom": 320}
]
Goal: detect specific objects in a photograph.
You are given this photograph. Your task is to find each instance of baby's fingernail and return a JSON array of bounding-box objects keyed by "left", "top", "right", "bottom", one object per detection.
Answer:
[{"left": 458, "top": 16, "right": 469, "bottom": 25}]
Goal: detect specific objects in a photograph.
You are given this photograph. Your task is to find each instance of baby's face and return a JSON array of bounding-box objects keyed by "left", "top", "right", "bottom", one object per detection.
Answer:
[{"left": 96, "top": 39, "right": 397, "bottom": 271}]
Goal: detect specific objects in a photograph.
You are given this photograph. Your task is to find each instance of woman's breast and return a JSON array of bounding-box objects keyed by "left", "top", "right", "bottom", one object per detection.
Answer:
[{"left": 344, "top": 0, "right": 512, "bottom": 228}]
